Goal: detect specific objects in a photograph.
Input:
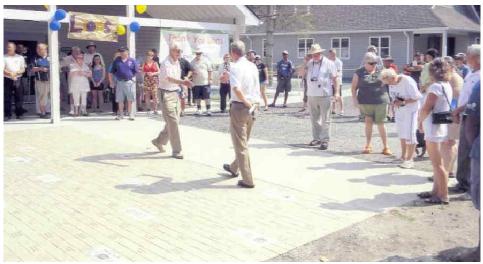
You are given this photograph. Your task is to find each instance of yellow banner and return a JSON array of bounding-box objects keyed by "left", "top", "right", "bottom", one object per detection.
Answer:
[{"left": 68, "top": 12, "right": 118, "bottom": 42}]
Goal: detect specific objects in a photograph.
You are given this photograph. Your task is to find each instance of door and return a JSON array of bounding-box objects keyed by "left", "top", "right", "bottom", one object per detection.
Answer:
[
  {"left": 447, "top": 37, "right": 455, "bottom": 56},
  {"left": 427, "top": 35, "right": 441, "bottom": 52}
]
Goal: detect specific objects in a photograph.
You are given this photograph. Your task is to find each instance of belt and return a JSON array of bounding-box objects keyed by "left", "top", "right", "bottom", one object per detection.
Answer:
[
  {"left": 118, "top": 79, "right": 134, "bottom": 82},
  {"left": 161, "top": 89, "right": 178, "bottom": 93}
]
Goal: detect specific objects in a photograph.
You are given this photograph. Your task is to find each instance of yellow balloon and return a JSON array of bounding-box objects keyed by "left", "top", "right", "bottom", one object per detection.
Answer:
[
  {"left": 117, "top": 25, "right": 126, "bottom": 35},
  {"left": 136, "top": 5, "right": 147, "bottom": 14}
]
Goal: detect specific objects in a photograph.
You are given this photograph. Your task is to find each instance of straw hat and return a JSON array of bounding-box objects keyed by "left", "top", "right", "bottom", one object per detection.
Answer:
[{"left": 308, "top": 44, "right": 325, "bottom": 55}]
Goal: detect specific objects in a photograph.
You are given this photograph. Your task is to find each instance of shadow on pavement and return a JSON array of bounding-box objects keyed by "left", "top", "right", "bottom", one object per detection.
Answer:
[
  {"left": 381, "top": 246, "right": 480, "bottom": 262},
  {"left": 76, "top": 151, "right": 170, "bottom": 167},
  {"left": 115, "top": 173, "right": 238, "bottom": 194},
  {"left": 308, "top": 161, "right": 395, "bottom": 171},
  {"left": 319, "top": 192, "right": 418, "bottom": 212},
  {"left": 348, "top": 172, "right": 429, "bottom": 186}
]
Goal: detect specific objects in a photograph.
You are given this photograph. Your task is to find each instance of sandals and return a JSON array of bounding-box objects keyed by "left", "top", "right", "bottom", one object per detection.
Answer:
[
  {"left": 362, "top": 145, "right": 372, "bottom": 154},
  {"left": 417, "top": 191, "right": 433, "bottom": 199},
  {"left": 309, "top": 140, "right": 321, "bottom": 146},
  {"left": 424, "top": 197, "right": 449, "bottom": 205},
  {"left": 382, "top": 147, "right": 393, "bottom": 156}
]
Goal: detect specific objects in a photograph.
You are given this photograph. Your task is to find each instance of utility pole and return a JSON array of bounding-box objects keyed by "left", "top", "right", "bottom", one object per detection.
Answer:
[{"left": 265, "top": 5, "right": 275, "bottom": 86}]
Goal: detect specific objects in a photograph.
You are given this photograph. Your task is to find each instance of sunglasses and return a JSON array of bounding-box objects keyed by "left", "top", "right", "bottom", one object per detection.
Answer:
[{"left": 367, "top": 62, "right": 377, "bottom": 66}]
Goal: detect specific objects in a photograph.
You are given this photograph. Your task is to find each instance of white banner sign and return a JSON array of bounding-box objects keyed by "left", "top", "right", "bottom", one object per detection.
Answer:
[{"left": 159, "top": 30, "right": 229, "bottom": 65}]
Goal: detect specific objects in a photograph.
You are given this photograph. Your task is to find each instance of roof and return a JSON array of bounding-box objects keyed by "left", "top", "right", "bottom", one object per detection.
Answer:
[{"left": 245, "top": 5, "right": 480, "bottom": 34}]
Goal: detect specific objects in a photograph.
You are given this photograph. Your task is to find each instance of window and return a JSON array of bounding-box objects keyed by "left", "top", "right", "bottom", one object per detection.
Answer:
[
  {"left": 262, "top": 39, "right": 272, "bottom": 58},
  {"left": 331, "top": 37, "right": 350, "bottom": 59},
  {"left": 369, "top": 36, "right": 391, "bottom": 57},
  {"left": 298, "top": 38, "right": 314, "bottom": 58}
]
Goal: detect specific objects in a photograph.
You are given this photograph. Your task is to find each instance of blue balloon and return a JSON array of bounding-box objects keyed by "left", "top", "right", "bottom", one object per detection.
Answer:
[
  {"left": 54, "top": 9, "right": 67, "bottom": 21},
  {"left": 49, "top": 20, "right": 61, "bottom": 31},
  {"left": 129, "top": 21, "right": 141, "bottom": 33}
]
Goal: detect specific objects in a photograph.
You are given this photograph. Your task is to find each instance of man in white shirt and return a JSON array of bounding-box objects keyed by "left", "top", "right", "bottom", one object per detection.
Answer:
[
  {"left": 304, "top": 44, "right": 339, "bottom": 150},
  {"left": 451, "top": 44, "right": 480, "bottom": 193},
  {"left": 222, "top": 41, "right": 261, "bottom": 188},
  {"left": 328, "top": 49, "right": 344, "bottom": 115},
  {"left": 4, "top": 42, "right": 26, "bottom": 120},
  {"left": 151, "top": 43, "right": 193, "bottom": 159},
  {"left": 190, "top": 49, "right": 213, "bottom": 116},
  {"left": 84, "top": 42, "right": 104, "bottom": 66}
]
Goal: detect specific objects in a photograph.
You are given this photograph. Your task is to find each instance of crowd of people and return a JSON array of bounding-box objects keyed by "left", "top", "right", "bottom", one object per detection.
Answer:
[{"left": 3, "top": 40, "right": 481, "bottom": 206}]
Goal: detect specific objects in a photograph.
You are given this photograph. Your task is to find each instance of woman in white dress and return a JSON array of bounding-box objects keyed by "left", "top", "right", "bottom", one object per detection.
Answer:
[
  {"left": 69, "top": 53, "right": 91, "bottom": 116},
  {"left": 381, "top": 68, "right": 423, "bottom": 169},
  {"left": 417, "top": 58, "right": 453, "bottom": 204}
]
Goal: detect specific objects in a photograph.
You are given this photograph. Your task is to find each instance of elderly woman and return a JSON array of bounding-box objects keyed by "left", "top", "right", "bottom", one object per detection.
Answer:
[
  {"left": 381, "top": 68, "right": 422, "bottom": 169},
  {"left": 69, "top": 53, "right": 91, "bottom": 116},
  {"left": 442, "top": 56, "right": 463, "bottom": 179},
  {"left": 417, "top": 58, "right": 453, "bottom": 204},
  {"left": 142, "top": 50, "right": 160, "bottom": 114},
  {"left": 351, "top": 52, "right": 392, "bottom": 155}
]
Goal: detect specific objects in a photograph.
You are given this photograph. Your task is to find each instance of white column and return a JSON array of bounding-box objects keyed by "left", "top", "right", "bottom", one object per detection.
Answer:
[
  {"left": 442, "top": 31, "right": 448, "bottom": 57},
  {"left": 48, "top": 5, "right": 61, "bottom": 124},
  {"left": 126, "top": 5, "right": 137, "bottom": 115}
]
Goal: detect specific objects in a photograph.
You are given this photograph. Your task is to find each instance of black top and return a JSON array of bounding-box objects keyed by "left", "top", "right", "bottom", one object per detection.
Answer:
[
  {"left": 179, "top": 57, "right": 193, "bottom": 79},
  {"left": 257, "top": 63, "right": 267, "bottom": 82}
]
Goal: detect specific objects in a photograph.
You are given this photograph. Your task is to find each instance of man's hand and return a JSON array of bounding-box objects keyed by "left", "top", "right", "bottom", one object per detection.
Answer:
[
  {"left": 244, "top": 101, "right": 253, "bottom": 109},
  {"left": 452, "top": 108, "right": 463, "bottom": 124},
  {"left": 182, "top": 79, "right": 193, "bottom": 88},
  {"left": 352, "top": 97, "right": 359, "bottom": 108},
  {"left": 393, "top": 100, "right": 404, "bottom": 107}
]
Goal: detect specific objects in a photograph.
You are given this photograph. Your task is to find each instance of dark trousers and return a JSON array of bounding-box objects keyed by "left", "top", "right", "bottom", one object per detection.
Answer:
[
  {"left": 4, "top": 77, "right": 24, "bottom": 118},
  {"left": 110, "top": 88, "right": 118, "bottom": 113},
  {"left": 220, "top": 83, "right": 231, "bottom": 111},
  {"left": 456, "top": 119, "right": 471, "bottom": 190},
  {"left": 187, "top": 87, "right": 195, "bottom": 104}
]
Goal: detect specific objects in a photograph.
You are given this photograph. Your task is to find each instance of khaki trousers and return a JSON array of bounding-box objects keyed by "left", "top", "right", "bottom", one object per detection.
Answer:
[
  {"left": 308, "top": 96, "right": 332, "bottom": 142},
  {"left": 229, "top": 102, "right": 256, "bottom": 186},
  {"left": 155, "top": 90, "right": 182, "bottom": 154}
]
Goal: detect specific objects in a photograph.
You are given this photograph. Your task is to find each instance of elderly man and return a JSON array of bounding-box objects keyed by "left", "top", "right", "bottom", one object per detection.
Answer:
[
  {"left": 152, "top": 43, "right": 193, "bottom": 159},
  {"left": 191, "top": 48, "right": 213, "bottom": 116},
  {"left": 303, "top": 44, "right": 339, "bottom": 150},
  {"left": 454, "top": 52, "right": 470, "bottom": 79},
  {"left": 30, "top": 43, "right": 50, "bottom": 119},
  {"left": 328, "top": 49, "right": 343, "bottom": 115},
  {"left": 222, "top": 41, "right": 261, "bottom": 188},
  {"left": 269, "top": 50, "right": 294, "bottom": 108},
  {"left": 4, "top": 42, "right": 26, "bottom": 121},
  {"left": 109, "top": 47, "right": 139, "bottom": 121},
  {"left": 450, "top": 44, "right": 480, "bottom": 194}
]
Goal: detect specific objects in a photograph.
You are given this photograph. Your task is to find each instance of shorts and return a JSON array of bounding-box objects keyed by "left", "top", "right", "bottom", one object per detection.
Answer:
[
  {"left": 447, "top": 123, "right": 460, "bottom": 140},
  {"left": 35, "top": 80, "right": 50, "bottom": 106},
  {"left": 90, "top": 80, "right": 104, "bottom": 91},
  {"left": 115, "top": 80, "right": 136, "bottom": 103},
  {"left": 193, "top": 85, "right": 211, "bottom": 100},
  {"left": 359, "top": 104, "right": 388, "bottom": 124},
  {"left": 395, "top": 109, "right": 418, "bottom": 144},
  {"left": 276, "top": 77, "right": 291, "bottom": 93}
]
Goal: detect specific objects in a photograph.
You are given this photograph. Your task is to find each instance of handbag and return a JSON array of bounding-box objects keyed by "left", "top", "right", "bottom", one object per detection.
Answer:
[{"left": 432, "top": 82, "right": 453, "bottom": 124}]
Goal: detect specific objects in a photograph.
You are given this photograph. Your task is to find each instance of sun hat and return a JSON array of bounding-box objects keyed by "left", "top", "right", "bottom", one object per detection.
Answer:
[{"left": 307, "top": 44, "right": 325, "bottom": 55}]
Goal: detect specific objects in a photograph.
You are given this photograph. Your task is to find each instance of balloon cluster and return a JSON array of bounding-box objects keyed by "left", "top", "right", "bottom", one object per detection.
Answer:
[
  {"left": 49, "top": 9, "right": 67, "bottom": 31},
  {"left": 117, "top": 5, "right": 146, "bottom": 35}
]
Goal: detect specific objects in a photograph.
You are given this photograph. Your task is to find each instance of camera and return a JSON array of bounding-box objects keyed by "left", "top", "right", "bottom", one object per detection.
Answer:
[{"left": 310, "top": 77, "right": 318, "bottom": 82}]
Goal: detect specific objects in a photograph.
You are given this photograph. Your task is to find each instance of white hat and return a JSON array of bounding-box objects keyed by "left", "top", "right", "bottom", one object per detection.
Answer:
[
  {"left": 195, "top": 48, "right": 203, "bottom": 54},
  {"left": 282, "top": 50, "right": 289, "bottom": 55},
  {"left": 308, "top": 44, "right": 325, "bottom": 55}
]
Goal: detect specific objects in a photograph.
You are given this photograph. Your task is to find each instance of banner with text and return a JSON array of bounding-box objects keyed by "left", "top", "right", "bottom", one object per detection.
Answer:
[
  {"left": 159, "top": 30, "right": 229, "bottom": 64},
  {"left": 68, "top": 12, "right": 119, "bottom": 42}
]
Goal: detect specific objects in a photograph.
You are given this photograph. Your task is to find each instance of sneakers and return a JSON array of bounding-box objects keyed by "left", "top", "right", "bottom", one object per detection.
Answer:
[
  {"left": 115, "top": 115, "right": 123, "bottom": 120},
  {"left": 151, "top": 139, "right": 165, "bottom": 153},
  {"left": 399, "top": 160, "right": 414, "bottom": 169},
  {"left": 206, "top": 110, "right": 212, "bottom": 116},
  {"left": 194, "top": 110, "right": 202, "bottom": 116},
  {"left": 392, "top": 158, "right": 404, "bottom": 164}
]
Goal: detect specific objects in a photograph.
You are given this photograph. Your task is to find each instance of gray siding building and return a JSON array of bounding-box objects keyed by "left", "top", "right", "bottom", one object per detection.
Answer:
[{"left": 242, "top": 5, "right": 480, "bottom": 79}]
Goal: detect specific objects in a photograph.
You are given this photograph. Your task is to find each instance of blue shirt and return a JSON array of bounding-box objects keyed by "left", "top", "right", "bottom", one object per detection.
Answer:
[
  {"left": 110, "top": 57, "right": 139, "bottom": 81},
  {"left": 459, "top": 65, "right": 470, "bottom": 79},
  {"left": 466, "top": 80, "right": 480, "bottom": 159},
  {"left": 31, "top": 55, "right": 50, "bottom": 81},
  {"left": 277, "top": 59, "right": 293, "bottom": 78}
]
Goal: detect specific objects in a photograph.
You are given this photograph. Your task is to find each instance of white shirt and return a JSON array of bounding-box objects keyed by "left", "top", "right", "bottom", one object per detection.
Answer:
[
  {"left": 388, "top": 75, "right": 422, "bottom": 112},
  {"left": 333, "top": 57, "right": 343, "bottom": 84},
  {"left": 305, "top": 58, "right": 337, "bottom": 97},
  {"left": 4, "top": 54, "right": 25, "bottom": 80},
  {"left": 229, "top": 56, "right": 260, "bottom": 103},
  {"left": 159, "top": 56, "right": 181, "bottom": 91},
  {"left": 191, "top": 58, "right": 212, "bottom": 86},
  {"left": 458, "top": 70, "right": 480, "bottom": 107}
]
